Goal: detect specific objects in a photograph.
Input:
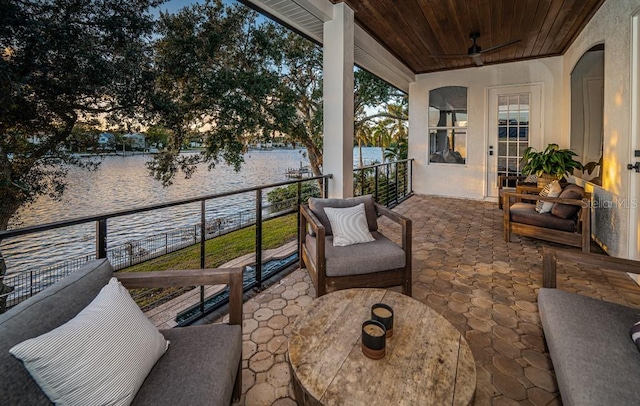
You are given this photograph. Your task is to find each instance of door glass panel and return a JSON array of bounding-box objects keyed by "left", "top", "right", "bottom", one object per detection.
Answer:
[{"left": 496, "top": 92, "right": 531, "bottom": 178}]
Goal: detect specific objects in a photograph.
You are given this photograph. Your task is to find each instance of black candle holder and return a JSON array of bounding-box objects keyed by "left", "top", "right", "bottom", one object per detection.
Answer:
[
  {"left": 371, "top": 303, "right": 394, "bottom": 338},
  {"left": 361, "top": 320, "right": 386, "bottom": 360}
]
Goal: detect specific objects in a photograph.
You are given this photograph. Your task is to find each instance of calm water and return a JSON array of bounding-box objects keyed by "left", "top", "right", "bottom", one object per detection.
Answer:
[{"left": 2, "top": 147, "right": 382, "bottom": 274}]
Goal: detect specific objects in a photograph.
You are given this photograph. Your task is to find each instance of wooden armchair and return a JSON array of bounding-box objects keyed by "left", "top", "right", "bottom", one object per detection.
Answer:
[
  {"left": 504, "top": 186, "right": 591, "bottom": 253},
  {"left": 498, "top": 175, "right": 528, "bottom": 209},
  {"left": 299, "top": 195, "right": 412, "bottom": 297},
  {"left": 116, "top": 268, "right": 244, "bottom": 404}
]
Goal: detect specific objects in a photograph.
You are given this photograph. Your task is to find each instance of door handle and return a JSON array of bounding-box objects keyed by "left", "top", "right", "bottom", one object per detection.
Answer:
[{"left": 628, "top": 162, "right": 640, "bottom": 173}]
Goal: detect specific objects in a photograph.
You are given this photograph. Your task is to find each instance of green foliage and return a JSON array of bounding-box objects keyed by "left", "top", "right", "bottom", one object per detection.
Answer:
[
  {"left": 267, "top": 182, "right": 321, "bottom": 211},
  {"left": 521, "top": 144, "right": 583, "bottom": 178},
  {"left": 0, "top": 0, "right": 159, "bottom": 229}
]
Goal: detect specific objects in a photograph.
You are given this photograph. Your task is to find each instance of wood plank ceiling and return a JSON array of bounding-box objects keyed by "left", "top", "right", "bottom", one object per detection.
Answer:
[{"left": 331, "top": 0, "right": 605, "bottom": 74}]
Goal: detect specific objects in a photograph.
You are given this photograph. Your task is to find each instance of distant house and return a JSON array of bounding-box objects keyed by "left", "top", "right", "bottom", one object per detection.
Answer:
[
  {"left": 97, "top": 132, "right": 115, "bottom": 150},
  {"left": 123, "top": 133, "right": 146, "bottom": 150}
]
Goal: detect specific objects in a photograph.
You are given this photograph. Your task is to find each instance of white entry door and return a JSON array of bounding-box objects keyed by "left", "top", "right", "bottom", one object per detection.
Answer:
[{"left": 487, "top": 85, "right": 542, "bottom": 198}]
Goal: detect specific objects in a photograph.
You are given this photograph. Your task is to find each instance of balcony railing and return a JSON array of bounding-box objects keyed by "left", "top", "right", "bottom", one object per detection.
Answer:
[
  {"left": 354, "top": 159, "right": 413, "bottom": 208},
  {"left": 0, "top": 175, "right": 331, "bottom": 320},
  {"left": 0, "top": 160, "right": 413, "bottom": 323}
]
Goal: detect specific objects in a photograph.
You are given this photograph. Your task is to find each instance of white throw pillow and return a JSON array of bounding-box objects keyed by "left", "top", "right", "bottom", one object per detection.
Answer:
[
  {"left": 323, "top": 203, "right": 376, "bottom": 247},
  {"left": 535, "top": 180, "right": 562, "bottom": 213},
  {"left": 10, "top": 277, "right": 169, "bottom": 406}
]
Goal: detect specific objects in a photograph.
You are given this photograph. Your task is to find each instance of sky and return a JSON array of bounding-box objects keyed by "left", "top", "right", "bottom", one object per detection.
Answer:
[{"left": 155, "top": 0, "right": 232, "bottom": 15}]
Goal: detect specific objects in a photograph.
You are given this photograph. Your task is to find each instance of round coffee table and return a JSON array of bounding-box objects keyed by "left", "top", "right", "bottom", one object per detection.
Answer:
[{"left": 288, "top": 289, "right": 476, "bottom": 405}]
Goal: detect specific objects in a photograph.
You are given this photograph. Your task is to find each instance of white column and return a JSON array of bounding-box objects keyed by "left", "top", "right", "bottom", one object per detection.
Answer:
[{"left": 323, "top": 2, "right": 354, "bottom": 198}]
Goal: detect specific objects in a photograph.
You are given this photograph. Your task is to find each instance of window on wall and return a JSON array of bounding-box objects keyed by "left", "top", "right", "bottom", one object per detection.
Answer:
[{"left": 429, "top": 86, "right": 467, "bottom": 164}]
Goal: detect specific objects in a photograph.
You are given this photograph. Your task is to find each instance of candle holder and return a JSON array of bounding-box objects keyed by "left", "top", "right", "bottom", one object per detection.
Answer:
[
  {"left": 361, "top": 320, "right": 386, "bottom": 360},
  {"left": 371, "top": 303, "right": 394, "bottom": 338}
]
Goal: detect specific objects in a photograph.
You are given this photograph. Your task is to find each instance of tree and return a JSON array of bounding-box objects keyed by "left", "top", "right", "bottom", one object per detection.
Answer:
[
  {"left": 0, "top": 0, "right": 160, "bottom": 230},
  {"left": 149, "top": 2, "right": 406, "bottom": 185}
]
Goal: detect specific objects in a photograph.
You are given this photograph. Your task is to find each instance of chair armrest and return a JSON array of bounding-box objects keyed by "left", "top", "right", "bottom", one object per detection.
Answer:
[
  {"left": 375, "top": 203, "right": 410, "bottom": 226},
  {"left": 503, "top": 192, "right": 588, "bottom": 207},
  {"left": 300, "top": 205, "right": 325, "bottom": 238},
  {"left": 375, "top": 203, "right": 412, "bottom": 253},
  {"left": 116, "top": 268, "right": 244, "bottom": 325},
  {"left": 543, "top": 248, "right": 640, "bottom": 288}
]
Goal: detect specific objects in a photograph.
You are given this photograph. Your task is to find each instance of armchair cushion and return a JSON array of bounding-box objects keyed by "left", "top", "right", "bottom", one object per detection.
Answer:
[
  {"left": 132, "top": 324, "right": 242, "bottom": 406},
  {"left": 510, "top": 203, "right": 577, "bottom": 232},
  {"left": 306, "top": 231, "right": 405, "bottom": 277},
  {"left": 10, "top": 277, "right": 169, "bottom": 406},
  {"left": 551, "top": 185, "right": 585, "bottom": 219},
  {"left": 308, "top": 195, "right": 378, "bottom": 236},
  {"left": 323, "top": 203, "right": 375, "bottom": 247}
]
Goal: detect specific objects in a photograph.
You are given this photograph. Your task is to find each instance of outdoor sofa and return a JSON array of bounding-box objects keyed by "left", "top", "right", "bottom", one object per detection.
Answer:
[
  {"left": 539, "top": 248, "right": 640, "bottom": 405},
  {"left": 0, "top": 258, "right": 243, "bottom": 405}
]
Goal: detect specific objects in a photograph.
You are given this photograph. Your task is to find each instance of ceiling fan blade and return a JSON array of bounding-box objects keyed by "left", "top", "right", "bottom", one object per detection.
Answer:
[
  {"left": 472, "top": 55, "right": 483, "bottom": 66},
  {"left": 429, "top": 53, "right": 469, "bottom": 59},
  {"left": 480, "top": 39, "right": 520, "bottom": 54}
]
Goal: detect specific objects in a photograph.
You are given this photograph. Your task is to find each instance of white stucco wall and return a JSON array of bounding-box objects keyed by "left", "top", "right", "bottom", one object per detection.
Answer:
[
  {"left": 407, "top": 0, "right": 640, "bottom": 258},
  {"left": 409, "top": 57, "right": 563, "bottom": 199},
  {"left": 562, "top": 0, "right": 640, "bottom": 258}
]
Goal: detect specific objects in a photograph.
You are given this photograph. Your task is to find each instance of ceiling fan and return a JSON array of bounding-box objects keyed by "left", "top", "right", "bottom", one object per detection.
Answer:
[{"left": 430, "top": 33, "right": 520, "bottom": 66}]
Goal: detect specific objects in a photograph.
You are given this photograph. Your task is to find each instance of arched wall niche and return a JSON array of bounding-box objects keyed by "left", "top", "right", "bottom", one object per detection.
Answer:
[{"left": 570, "top": 43, "right": 604, "bottom": 184}]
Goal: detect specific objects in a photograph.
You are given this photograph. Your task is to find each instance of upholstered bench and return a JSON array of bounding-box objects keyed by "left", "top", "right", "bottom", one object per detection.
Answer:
[
  {"left": 0, "top": 259, "right": 242, "bottom": 405},
  {"left": 539, "top": 249, "right": 640, "bottom": 405}
]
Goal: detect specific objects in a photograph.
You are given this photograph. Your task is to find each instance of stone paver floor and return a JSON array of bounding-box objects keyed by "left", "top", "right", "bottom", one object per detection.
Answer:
[{"left": 222, "top": 194, "right": 640, "bottom": 405}]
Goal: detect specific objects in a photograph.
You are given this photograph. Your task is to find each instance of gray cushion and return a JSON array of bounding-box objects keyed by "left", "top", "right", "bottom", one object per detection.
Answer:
[
  {"left": 551, "top": 185, "right": 584, "bottom": 219},
  {"left": 308, "top": 195, "right": 378, "bottom": 236},
  {"left": 510, "top": 202, "right": 577, "bottom": 232},
  {"left": 0, "top": 259, "right": 113, "bottom": 405},
  {"left": 306, "top": 231, "right": 405, "bottom": 277},
  {"left": 538, "top": 288, "right": 640, "bottom": 406},
  {"left": 132, "top": 324, "right": 242, "bottom": 406}
]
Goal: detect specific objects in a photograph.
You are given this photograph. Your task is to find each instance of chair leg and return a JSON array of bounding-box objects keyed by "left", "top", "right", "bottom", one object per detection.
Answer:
[{"left": 232, "top": 359, "right": 242, "bottom": 402}]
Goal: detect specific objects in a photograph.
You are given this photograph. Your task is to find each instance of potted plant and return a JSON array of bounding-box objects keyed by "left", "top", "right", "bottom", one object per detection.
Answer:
[{"left": 520, "top": 144, "right": 583, "bottom": 188}]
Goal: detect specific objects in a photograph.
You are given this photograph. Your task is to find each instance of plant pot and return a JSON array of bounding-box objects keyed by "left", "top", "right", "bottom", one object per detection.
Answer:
[{"left": 537, "top": 173, "right": 559, "bottom": 189}]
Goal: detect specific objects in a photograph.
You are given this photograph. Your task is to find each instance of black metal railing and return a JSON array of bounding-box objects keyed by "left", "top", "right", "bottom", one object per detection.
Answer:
[
  {"left": 0, "top": 175, "right": 331, "bottom": 320},
  {"left": 353, "top": 159, "right": 413, "bottom": 208}
]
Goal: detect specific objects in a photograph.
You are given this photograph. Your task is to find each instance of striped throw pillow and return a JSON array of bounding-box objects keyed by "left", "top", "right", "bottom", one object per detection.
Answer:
[
  {"left": 324, "top": 203, "right": 376, "bottom": 247},
  {"left": 631, "top": 321, "right": 640, "bottom": 351},
  {"left": 10, "top": 278, "right": 169, "bottom": 406},
  {"left": 535, "top": 180, "right": 562, "bottom": 213}
]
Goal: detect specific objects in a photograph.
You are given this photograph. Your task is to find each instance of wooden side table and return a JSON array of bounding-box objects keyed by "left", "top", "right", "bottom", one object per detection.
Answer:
[{"left": 288, "top": 289, "right": 476, "bottom": 405}]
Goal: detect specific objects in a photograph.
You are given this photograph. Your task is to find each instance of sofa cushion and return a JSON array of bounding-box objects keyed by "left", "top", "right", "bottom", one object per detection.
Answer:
[
  {"left": 308, "top": 195, "right": 378, "bottom": 236},
  {"left": 551, "top": 185, "right": 585, "bottom": 219},
  {"left": 510, "top": 202, "right": 577, "bottom": 232},
  {"left": 305, "top": 231, "right": 405, "bottom": 277},
  {"left": 538, "top": 288, "right": 640, "bottom": 406},
  {"left": 323, "top": 203, "right": 375, "bottom": 247},
  {"left": 10, "top": 277, "right": 169, "bottom": 406},
  {"left": 132, "top": 324, "right": 242, "bottom": 406},
  {"left": 0, "top": 259, "right": 113, "bottom": 405},
  {"left": 631, "top": 321, "right": 640, "bottom": 351}
]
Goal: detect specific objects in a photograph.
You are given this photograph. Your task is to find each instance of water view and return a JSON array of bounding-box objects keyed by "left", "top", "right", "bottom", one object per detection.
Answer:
[{"left": 2, "top": 147, "right": 382, "bottom": 275}]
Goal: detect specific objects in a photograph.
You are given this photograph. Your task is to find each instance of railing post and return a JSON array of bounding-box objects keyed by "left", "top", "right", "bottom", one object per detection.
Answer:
[
  {"left": 255, "top": 189, "right": 263, "bottom": 288},
  {"left": 374, "top": 166, "right": 379, "bottom": 203},
  {"left": 395, "top": 162, "right": 399, "bottom": 205},
  {"left": 360, "top": 168, "right": 365, "bottom": 196},
  {"left": 322, "top": 177, "right": 327, "bottom": 198},
  {"left": 96, "top": 220, "right": 107, "bottom": 259},
  {"left": 386, "top": 163, "right": 390, "bottom": 206},
  {"left": 200, "top": 200, "right": 206, "bottom": 269},
  {"left": 297, "top": 181, "right": 302, "bottom": 238}
]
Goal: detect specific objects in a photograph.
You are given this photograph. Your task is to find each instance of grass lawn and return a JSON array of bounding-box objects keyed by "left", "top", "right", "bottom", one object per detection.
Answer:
[{"left": 121, "top": 213, "right": 298, "bottom": 273}]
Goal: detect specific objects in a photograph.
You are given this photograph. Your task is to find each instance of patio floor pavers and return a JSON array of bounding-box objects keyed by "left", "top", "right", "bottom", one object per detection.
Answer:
[{"left": 228, "top": 194, "right": 640, "bottom": 405}]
